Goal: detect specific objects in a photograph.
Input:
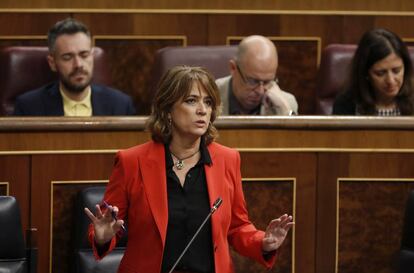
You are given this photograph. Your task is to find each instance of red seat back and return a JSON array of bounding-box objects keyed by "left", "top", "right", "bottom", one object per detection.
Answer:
[{"left": 0, "top": 46, "right": 111, "bottom": 115}]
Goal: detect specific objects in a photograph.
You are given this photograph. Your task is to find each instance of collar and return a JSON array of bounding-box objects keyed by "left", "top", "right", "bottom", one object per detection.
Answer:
[
  {"left": 59, "top": 85, "right": 92, "bottom": 109},
  {"left": 165, "top": 137, "right": 212, "bottom": 169},
  {"left": 228, "top": 77, "right": 261, "bottom": 115}
]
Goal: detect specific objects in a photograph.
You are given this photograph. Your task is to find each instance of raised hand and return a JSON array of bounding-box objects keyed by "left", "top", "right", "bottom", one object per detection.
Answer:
[
  {"left": 262, "top": 214, "right": 294, "bottom": 252},
  {"left": 84, "top": 203, "right": 124, "bottom": 245}
]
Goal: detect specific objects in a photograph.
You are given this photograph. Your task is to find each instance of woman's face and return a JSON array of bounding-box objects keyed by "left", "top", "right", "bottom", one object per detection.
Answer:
[
  {"left": 368, "top": 52, "right": 404, "bottom": 104},
  {"left": 169, "top": 82, "right": 213, "bottom": 141}
]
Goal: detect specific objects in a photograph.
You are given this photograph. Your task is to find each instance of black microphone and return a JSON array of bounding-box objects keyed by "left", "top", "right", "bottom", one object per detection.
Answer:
[{"left": 168, "top": 197, "right": 223, "bottom": 273}]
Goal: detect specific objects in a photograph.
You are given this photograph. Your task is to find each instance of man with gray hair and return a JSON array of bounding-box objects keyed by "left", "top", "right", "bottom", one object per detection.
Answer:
[
  {"left": 216, "top": 35, "right": 298, "bottom": 115},
  {"left": 14, "top": 18, "right": 136, "bottom": 116}
]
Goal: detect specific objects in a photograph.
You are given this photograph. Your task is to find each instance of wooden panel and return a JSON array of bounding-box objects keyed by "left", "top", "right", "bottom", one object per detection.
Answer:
[
  {"left": 2, "top": 0, "right": 414, "bottom": 12},
  {"left": 207, "top": 14, "right": 281, "bottom": 45},
  {"left": 0, "top": 13, "right": 68, "bottom": 36},
  {"left": 31, "top": 154, "right": 115, "bottom": 273},
  {"left": 267, "top": 38, "right": 318, "bottom": 115},
  {"left": 94, "top": 36, "right": 185, "bottom": 115},
  {"left": 0, "top": 130, "right": 150, "bottom": 151},
  {"left": 278, "top": 15, "right": 344, "bottom": 45},
  {"left": 4, "top": 117, "right": 414, "bottom": 151},
  {"left": 0, "top": 13, "right": 412, "bottom": 49},
  {"left": 317, "top": 153, "right": 414, "bottom": 273},
  {"left": 241, "top": 152, "right": 317, "bottom": 273},
  {"left": 75, "top": 13, "right": 208, "bottom": 45},
  {"left": 232, "top": 179, "right": 295, "bottom": 273},
  {"left": 316, "top": 153, "right": 349, "bottom": 273},
  {"left": 338, "top": 179, "right": 414, "bottom": 273}
]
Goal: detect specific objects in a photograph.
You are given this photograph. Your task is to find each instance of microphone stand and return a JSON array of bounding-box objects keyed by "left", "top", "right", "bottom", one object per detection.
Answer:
[{"left": 168, "top": 197, "right": 223, "bottom": 273}]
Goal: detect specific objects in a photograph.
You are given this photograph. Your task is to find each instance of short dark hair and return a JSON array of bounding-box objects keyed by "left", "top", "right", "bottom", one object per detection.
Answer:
[
  {"left": 47, "top": 18, "right": 91, "bottom": 52},
  {"left": 146, "top": 66, "right": 221, "bottom": 145},
  {"left": 344, "top": 28, "right": 414, "bottom": 114}
]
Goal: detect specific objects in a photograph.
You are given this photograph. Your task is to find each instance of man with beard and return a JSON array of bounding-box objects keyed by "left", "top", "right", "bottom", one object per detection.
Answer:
[
  {"left": 216, "top": 35, "right": 298, "bottom": 115},
  {"left": 13, "top": 18, "right": 136, "bottom": 116}
]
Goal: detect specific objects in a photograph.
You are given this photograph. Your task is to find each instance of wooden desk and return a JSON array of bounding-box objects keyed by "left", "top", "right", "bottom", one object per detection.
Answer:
[{"left": 1, "top": 116, "right": 413, "bottom": 273}]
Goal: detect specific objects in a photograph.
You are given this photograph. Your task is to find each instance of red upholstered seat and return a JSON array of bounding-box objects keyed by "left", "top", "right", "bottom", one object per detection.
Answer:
[
  {"left": 149, "top": 45, "right": 237, "bottom": 101},
  {"left": 0, "top": 46, "right": 111, "bottom": 115},
  {"left": 314, "top": 44, "right": 357, "bottom": 115},
  {"left": 0, "top": 196, "right": 37, "bottom": 273}
]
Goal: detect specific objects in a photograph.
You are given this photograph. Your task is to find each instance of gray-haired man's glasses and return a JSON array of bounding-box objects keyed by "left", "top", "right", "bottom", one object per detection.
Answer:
[{"left": 236, "top": 63, "right": 277, "bottom": 90}]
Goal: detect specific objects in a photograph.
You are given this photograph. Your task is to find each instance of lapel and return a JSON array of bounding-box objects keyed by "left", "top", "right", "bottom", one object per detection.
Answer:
[
  {"left": 204, "top": 143, "right": 225, "bottom": 245},
  {"left": 139, "top": 141, "right": 169, "bottom": 245},
  {"left": 45, "top": 83, "right": 64, "bottom": 115},
  {"left": 91, "top": 85, "right": 108, "bottom": 115}
]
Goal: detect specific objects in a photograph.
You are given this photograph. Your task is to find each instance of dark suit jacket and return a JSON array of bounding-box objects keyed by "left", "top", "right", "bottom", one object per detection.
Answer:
[
  {"left": 89, "top": 141, "right": 277, "bottom": 273},
  {"left": 13, "top": 82, "right": 136, "bottom": 116}
]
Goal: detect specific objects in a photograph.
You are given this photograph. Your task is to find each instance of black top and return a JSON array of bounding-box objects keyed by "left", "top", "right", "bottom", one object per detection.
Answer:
[
  {"left": 332, "top": 92, "right": 357, "bottom": 115},
  {"left": 228, "top": 78, "right": 261, "bottom": 115},
  {"left": 161, "top": 141, "right": 215, "bottom": 273}
]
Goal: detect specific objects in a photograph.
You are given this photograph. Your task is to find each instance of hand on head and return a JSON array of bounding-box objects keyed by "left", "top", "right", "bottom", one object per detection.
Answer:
[
  {"left": 262, "top": 214, "right": 294, "bottom": 252},
  {"left": 84, "top": 203, "right": 124, "bottom": 245},
  {"left": 262, "top": 83, "right": 293, "bottom": 115}
]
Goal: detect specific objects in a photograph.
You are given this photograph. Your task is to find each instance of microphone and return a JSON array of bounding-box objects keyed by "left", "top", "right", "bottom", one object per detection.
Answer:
[{"left": 168, "top": 197, "right": 223, "bottom": 273}]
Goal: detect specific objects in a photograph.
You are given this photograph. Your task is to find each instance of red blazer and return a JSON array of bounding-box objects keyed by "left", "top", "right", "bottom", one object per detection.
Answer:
[{"left": 90, "top": 141, "right": 276, "bottom": 273}]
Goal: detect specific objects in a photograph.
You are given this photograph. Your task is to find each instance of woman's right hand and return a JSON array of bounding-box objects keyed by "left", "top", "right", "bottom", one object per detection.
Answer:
[{"left": 84, "top": 204, "right": 124, "bottom": 246}]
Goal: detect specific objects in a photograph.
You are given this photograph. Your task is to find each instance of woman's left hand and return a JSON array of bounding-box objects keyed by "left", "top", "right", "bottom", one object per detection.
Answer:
[{"left": 262, "top": 214, "right": 294, "bottom": 252}]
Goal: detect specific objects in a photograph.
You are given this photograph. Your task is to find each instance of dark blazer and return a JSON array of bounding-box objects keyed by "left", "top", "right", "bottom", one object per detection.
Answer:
[
  {"left": 89, "top": 141, "right": 277, "bottom": 273},
  {"left": 13, "top": 82, "right": 136, "bottom": 116}
]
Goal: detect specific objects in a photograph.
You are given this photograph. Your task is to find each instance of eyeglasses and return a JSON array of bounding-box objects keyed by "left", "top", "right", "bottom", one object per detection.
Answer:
[{"left": 236, "top": 63, "right": 277, "bottom": 90}]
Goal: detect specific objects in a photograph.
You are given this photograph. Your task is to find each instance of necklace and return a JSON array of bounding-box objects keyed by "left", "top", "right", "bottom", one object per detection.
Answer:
[{"left": 170, "top": 150, "right": 199, "bottom": 170}]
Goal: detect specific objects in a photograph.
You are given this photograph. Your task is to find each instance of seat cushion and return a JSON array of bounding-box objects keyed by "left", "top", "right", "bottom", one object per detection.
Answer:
[
  {"left": 0, "top": 196, "right": 26, "bottom": 259},
  {"left": 397, "top": 249, "right": 414, "bottom": 273},
  {"left": 76, "top": 250, "right": 125, "bottom": 273},
  {"left": 0, "top": 260, "right": 28, "bottom": 273}
]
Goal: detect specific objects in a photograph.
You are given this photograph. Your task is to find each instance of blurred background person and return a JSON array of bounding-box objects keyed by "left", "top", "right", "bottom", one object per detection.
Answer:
[
  {"left": 216, "top": 35, "right": 298, "bottom": 115},
  {"left": 13, "top": 18, "right": 136, "bottom": 116},
  {"left": 85, "top": 65, "right": 294, "bottom": 273},
  {"left": 333, "top": 28, "right": 414, "bottom": 115}
]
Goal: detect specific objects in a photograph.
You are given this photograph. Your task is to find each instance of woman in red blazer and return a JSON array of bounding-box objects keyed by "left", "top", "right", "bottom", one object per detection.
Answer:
[{"left": 85, "top": 66, "right": 294, "bottom": 273}]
